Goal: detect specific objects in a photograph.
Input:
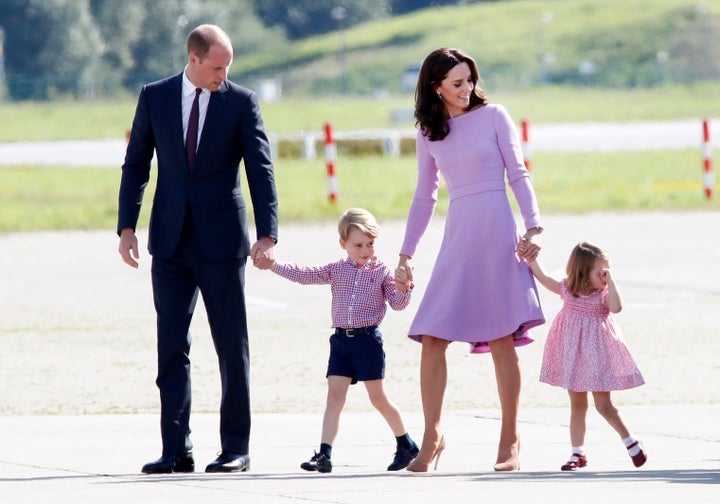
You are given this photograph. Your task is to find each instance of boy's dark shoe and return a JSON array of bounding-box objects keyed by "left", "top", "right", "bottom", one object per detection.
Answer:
[
  {"left": 301, "top": 452, "right": 332, "bottom": 473},
  {"left": 387, "top": 443, "right": 420, "bottom": 471}
]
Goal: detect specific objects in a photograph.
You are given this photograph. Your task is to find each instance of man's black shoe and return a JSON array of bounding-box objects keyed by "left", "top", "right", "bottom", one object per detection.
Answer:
[
  {"left": 141, "top": 452, "right": 195, "bottom": 474},
  {"left": 387, "top": 444, "right": 420, "bottom": 471},
  {"left": 205, "top": 451, "right": 250, "bottom": 473},
  {"left": 300, "top": 452, "right": 332, "bottom": 473}
]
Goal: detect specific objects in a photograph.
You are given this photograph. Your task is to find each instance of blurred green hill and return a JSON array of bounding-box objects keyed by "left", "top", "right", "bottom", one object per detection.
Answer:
[{"left": 232, "top": 0, "right": 720, "bottom": 97}]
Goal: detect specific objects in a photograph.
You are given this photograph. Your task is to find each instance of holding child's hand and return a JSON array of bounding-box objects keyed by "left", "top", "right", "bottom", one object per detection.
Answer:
[
  {"left": 517, "top": 235, "right": 541, "bottom": 263},
  {"left": 395, "top": 265, "right": 413, "bottom": 292}
]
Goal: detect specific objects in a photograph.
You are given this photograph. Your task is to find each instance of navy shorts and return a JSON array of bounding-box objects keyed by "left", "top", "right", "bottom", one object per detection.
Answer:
[{"left": 326, "top": 326, "right": 385, "bottom": 384}]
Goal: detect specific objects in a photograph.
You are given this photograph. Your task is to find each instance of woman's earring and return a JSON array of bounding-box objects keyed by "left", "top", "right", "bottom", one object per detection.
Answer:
[{"left": 436, "top": 90, "right": 442, "bottom": 98}]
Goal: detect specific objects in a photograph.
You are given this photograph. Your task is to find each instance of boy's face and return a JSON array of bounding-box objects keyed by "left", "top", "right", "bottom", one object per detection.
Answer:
[{"left": 340, "top": 228, "right": 376, "bottom": 267}]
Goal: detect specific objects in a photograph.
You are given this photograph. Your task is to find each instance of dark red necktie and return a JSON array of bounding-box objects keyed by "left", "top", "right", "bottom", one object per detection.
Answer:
[{"left": 186, "top": 88, "right": 201, "bottom": 171}]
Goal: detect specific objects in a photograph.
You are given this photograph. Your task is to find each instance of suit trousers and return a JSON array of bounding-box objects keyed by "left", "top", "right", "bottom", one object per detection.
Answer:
[{"left": 151, "top": 213, "right": 250, "bottom": 456}]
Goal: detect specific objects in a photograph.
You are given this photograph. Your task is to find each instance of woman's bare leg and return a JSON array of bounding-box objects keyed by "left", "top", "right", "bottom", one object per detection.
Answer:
[
  {"left": 489, "top": 334, "right": 521, "bottom": 471},
  {"left": 414, "top": 335, "right": 449, "bottom": 463}
]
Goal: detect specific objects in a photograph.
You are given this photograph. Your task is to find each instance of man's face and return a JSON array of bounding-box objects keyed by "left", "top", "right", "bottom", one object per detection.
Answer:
[{"left": 188, "top": 43, "right": 232, "bottom": 91}]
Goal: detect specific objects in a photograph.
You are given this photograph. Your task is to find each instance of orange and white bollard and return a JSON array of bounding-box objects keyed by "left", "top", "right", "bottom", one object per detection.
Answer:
[
  {"left": 521, "top": 118, "right": 531, "bottom": 171},
  {"left": 325, "top": 122, "right": 338, "bottom": 204},
  {"left": 702, "top": 119, "right": 714, "bottom": 199}
]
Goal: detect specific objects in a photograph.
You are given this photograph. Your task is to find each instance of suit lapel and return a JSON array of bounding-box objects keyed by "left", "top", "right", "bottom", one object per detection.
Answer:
[{"left": 166, "top": 74, "right": 186, "bottom": 165}]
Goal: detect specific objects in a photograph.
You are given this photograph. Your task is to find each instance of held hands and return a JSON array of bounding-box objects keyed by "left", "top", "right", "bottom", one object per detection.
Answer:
[
  {"left": 395, "top": 255, "right": 414, "bottom": 292},
  {"left": 516, "top": 233, "right": 542, "bottom": 263},
  {"left": 251, "top": 237, "right": 276, "bottom": 270},
  {"left": 395, "top": 265, "right": 413, "bottom": 292}
]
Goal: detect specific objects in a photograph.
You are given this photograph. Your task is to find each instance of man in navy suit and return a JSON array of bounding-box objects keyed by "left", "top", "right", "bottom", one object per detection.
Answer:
[{"left": 118, "top": 24, "right": 278, "bottom": 474}]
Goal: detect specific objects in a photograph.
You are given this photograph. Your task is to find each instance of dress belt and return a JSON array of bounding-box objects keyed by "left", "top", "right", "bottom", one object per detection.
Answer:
[{"left": 448, "top": 180, "right": 506, "bottom": 200}]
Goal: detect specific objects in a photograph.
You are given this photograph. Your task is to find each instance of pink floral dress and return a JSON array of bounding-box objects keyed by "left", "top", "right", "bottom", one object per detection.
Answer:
[{"left": 539, "top": 280, "right": 645, "bottom": 392}]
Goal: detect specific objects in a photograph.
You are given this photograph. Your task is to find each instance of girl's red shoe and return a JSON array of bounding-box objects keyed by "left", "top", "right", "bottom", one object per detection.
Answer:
[{"left": 560, "top": 454, "right": 587, "bottom": 471}]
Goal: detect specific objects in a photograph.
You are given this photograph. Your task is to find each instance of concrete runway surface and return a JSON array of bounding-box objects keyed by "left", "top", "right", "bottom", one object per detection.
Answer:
[{"left": 0, "top": 212, "right": 718, "bottom": 503}]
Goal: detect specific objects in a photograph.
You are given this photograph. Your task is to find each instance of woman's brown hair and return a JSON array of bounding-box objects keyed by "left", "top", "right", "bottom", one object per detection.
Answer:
[{"left": 414, "top": 47, "right": 488, "bottom": 141}]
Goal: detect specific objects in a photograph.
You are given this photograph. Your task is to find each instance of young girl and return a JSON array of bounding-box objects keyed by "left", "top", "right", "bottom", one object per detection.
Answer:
[
  {"left": 256, "top": 208, "right": 418, "bottom": 473},
  {"left": 526, "top": 241, "right": 647, "bottom": 471}
]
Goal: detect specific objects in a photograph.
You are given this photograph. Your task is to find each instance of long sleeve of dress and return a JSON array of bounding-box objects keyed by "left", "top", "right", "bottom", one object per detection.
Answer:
[
  {"left": 494, "top": 105, "right": 543, "bottom": 231},
  {"left": 399, "top": 131, "right": 440, "bottom": 258}
]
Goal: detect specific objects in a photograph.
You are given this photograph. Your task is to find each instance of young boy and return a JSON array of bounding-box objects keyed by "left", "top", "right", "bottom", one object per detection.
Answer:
[{"left": 256, "top": 208, "right": 418, "bottom": 473}]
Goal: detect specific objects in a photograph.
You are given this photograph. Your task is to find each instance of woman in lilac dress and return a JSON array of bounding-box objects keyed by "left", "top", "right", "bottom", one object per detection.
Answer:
[{"left": 396, "top": 48, "right": 545, "bottom": 472}]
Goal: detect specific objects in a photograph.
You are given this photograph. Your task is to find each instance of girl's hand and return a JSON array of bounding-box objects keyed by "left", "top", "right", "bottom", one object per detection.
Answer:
[
  {"left": 517, "top": 234, "right": 541, "bottom": 262},
  {"left": 599, "top": 268, "right": 612, "bottom": 284}
]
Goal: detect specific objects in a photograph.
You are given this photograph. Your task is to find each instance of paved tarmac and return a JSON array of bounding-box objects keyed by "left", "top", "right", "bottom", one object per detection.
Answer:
[
  {"left": 1, "top": 212, "right": 719, "bottom": 503},
  {"left": 1, "top": 406, "right": 719, "bottom": 503}
]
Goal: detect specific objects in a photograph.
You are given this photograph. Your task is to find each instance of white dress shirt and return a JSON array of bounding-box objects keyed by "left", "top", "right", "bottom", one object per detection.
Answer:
[{"left": 182, "top": 68, "right": 210, "bottom": 151}]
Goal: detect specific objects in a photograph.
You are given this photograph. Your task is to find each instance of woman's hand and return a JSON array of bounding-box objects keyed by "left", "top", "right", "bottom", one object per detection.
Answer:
[
  {"left": 395, "top": 265, "right": 413, "bottom": 292},
  {"left": 517, "top": 232, "right": 542, "bottom": 262},
  {"left": 395, "top": 254, "right": 414, "bottom": 290}
]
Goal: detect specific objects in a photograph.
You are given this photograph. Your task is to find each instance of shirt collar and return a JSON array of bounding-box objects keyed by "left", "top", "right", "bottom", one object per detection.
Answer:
[
  {"left": 343, "top": 256, "right": 376, "bottom": 270},
  {"left": 182, "top": 67, "right": 203, "bottom": 98}
]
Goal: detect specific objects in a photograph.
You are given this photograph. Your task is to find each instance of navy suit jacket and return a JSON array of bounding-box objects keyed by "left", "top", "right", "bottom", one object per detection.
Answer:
[{"left": 118, "top": 73, "right": 278, "bottom": 261}]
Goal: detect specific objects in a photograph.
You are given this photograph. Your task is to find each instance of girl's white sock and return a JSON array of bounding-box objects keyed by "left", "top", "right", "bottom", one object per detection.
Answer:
[
  {"left": 570, "top": 446, "right": 585, "bottom": 457},
  {"left": 622, "top": 435, "right": 641, "bottom": 456}
]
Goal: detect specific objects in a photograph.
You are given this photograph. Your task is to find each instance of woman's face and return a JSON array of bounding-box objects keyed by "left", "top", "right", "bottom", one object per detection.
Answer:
[{"left": 435, "top": 62, "right": 475, "bottom": 118}]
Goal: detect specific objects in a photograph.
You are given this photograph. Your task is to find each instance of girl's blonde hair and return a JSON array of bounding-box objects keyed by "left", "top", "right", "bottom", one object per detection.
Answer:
[
  {"left": 566, "top": 241, "right": 609, "bottom": 296},
  {"left": 338, "top": 208, "right": 380, "bottom": 241}
]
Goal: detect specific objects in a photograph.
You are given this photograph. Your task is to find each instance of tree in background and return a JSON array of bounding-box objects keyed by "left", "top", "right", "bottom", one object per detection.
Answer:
[
  {"left": 390, "top": 0, "right": 483, "bottom": 14},
  {"left": 0, "top": 0, "right": 102, "bottom": 100},
  {"left": 253, "top": 0, "right": 392, "bottom": 40},
  {"left": 0, "top": 0, "right": 718, "bottom": 100},
  {"left": 0, "top": 0, "right": 288, "bottom": 100},
  {"left": 90, "top": 0, "right": 145, "bottom": 94}
]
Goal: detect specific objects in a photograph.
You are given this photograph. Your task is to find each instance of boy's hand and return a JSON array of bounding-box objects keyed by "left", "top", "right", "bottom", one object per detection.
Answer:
[
  {"left": 253, "top": 257, "right": 277, "bottom": 271},
  {"left": 395, "top": 265, "right": 413, "bottom": 292},
  {"left": 251, "top": 237, "right": 276, "bottom": 270}
]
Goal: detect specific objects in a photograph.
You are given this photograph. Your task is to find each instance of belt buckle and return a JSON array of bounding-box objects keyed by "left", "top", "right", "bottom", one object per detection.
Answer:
[{"left": 345, "top": 328, "right": 356, "bottom": 337}]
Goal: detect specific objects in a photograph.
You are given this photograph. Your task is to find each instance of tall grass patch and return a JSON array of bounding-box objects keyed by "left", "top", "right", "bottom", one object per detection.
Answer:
[{"left": 1, "top": 149, "right": 716, "bottom": 233}]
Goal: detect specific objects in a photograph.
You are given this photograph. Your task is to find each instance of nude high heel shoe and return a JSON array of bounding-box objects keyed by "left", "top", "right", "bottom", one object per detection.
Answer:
[
  {"left": 407, "top": 435, "right": 446, "bottom": 472},
  {"left": 493, "top": 438, "right": 521, "bottom": 472}
]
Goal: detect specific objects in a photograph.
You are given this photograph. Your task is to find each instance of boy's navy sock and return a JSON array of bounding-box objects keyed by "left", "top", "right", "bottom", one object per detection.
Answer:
[
  {"left": 395, "top": 433, "right": 415, "bottom": 450},
  {"left": 320, "top": 443, "right": 332, "bottom": 459}
]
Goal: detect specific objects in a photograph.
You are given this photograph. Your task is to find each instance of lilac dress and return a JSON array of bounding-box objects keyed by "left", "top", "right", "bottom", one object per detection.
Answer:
[
  {"left": 400, "top": 104, "right": 544, "bottom": 353},
  {"left": 540, "top": 280, "right": 645, "bottom": 391}
]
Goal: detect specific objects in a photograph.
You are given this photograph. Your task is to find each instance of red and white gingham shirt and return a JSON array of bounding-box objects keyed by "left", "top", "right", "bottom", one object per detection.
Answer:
[{"left": 272, "top": 257, "right": 412, "bottom": 329}]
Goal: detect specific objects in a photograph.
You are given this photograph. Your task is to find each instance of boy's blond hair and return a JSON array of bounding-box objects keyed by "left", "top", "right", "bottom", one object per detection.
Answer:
[{"left": 338, "top": 208, "right": 380, "bottom": 241}]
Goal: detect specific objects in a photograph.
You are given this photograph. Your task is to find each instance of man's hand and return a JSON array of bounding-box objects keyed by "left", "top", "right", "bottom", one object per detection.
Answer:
[
  {"left": 251, "top": 236, "right": 276, "bottom": 270},
  {"left": 118, "top": 228, "right": 140, "bottom": 268}
]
